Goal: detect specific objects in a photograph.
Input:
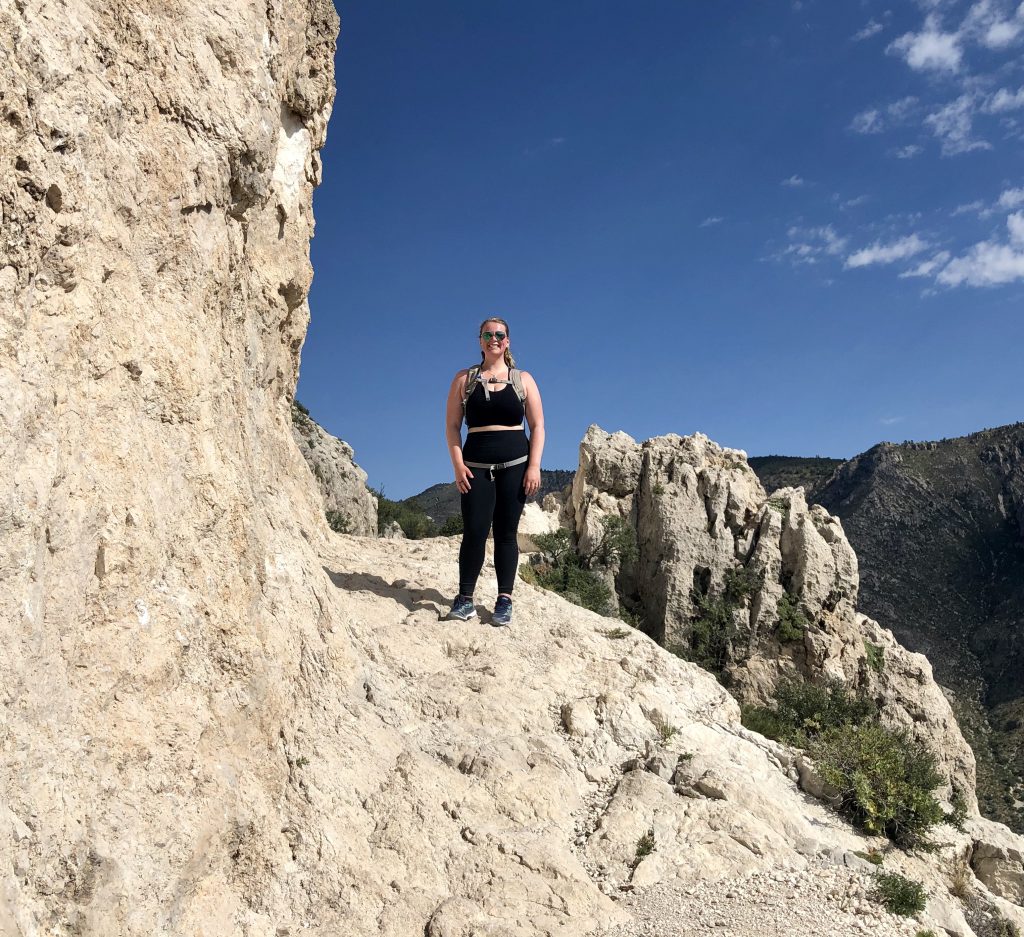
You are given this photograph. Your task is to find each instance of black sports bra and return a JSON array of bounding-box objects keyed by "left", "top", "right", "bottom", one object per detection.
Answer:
[{"left": 464, "top": 381, "right": 525, "bottom": 429}]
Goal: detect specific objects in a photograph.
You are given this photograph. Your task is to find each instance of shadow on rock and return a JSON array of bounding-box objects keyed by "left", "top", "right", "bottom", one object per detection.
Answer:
[{"left": 322, "top": 566, "right": 449, "bottom": 614}]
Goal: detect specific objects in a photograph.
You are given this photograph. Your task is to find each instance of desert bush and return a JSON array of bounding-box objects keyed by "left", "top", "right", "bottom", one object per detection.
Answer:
[
  {"left": 523, "top": 521, "right": 630, "bottom": 616},
  {"left": 811, "top": 723, "right": 946, "bottom": 848},
  {"left": 949, "top": 854, "right": 972, "bottom": 900},
  {"left": 679, "top": 566, "right": 762, "bottom": 673},
  {"left": 632, "top": 830, "right": 655, "bottom": 869},
  {"left": 439, "top": 514, "right": 464, "bottom": 536},
  {"left": 586, "top": 515, "right": 637, "bottom": 568},
  {"left": 865, "top": 641, "right": 886, "bottom": 674},
  {"left": 775, "top": 592, "right": 809, "bottom": 643},
  {"left": 325, "top": 510, "right": 351, "bottom": 534},
  {"left": 372, "top": 487, "right": 437, "bottom": 539},
  {"left": 741, "top": 678, "right": 876, "bottom": 747},
  {"left": 873, "top": 870, "right": 927, "bottom": 916}
]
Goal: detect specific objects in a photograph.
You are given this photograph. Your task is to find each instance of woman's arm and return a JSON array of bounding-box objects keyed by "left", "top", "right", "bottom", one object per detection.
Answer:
[
  {"left": 522, "top": 371, "right": 545, "bottom": 497},
  {"left": 446, "top": 371, "right": 474, "bottom": 494}
]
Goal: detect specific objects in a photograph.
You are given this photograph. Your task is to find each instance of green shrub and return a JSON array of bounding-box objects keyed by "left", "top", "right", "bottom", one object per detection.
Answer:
[
  {"left": 531, "top": 528, "right": 575, "bottom": 564},
  {"left": 865, "top": 641, "right": 885, "bottom": 674},
  {"left": 439, "top": 514, "right": 464, "bottom": 536},
  {"left": 585, "top": 515, "right": 638, "bottom": 568},
  {"left": 873, "top": 870, "right": 926, "bottom": 917},
  {"left": 740, "top": 704, "right": 793, "bottom": 742},
  {"left": 811, "top": 723, "right": 946, "bottom": 848},
  {"left": 652, "top": 481, "right": 665, "bottom": 496},
  {"left": 326, "top": 510, "right": 351, "bottom": 534},
  {"left": 766, "top": 496, "right": 789, "bottom": 514},
  {"left": 775, "top": 592, "right": 809, "bottom": 643},
  {"left": 774, "top": 678, "right": 877, "bottom": 743},
  {"left": 741, "top": 678, "right": 876, "bottom": 747},
  {"left": 947, "top": 787, "right": 969, "bottom": 831},
  {"left": 632, "top": 830, "right": 655, "bottom": 869},
  {"left": 372, "top": 486, "right": 437, "bottom": 539},
  {"left": 855, "top": 848, "right": 885, "bottom": 866},
  {"left": 599, "top": 626, "right": 632, "bottom": 639},
  {"left": 678, "top": 566, "right": 763, "bottom": 674},
  {"left": 915, "top": 930, "right": 938, "bottom": 937},
  {"left": 657, "top": 721, "right": 679, "bottom": 742},
  {"left": 525, "top": 525, "right": 622, "bottom": 616}
]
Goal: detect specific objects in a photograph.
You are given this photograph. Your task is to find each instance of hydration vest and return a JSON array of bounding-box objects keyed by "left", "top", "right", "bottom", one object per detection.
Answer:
[{"left": 461, "top": 364, "right": 526, "bottom": 409}]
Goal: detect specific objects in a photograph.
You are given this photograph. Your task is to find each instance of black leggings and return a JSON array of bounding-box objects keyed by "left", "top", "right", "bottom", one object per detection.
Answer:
[{"left": 459, "top": 430, "right": 529, "bottom": 597}]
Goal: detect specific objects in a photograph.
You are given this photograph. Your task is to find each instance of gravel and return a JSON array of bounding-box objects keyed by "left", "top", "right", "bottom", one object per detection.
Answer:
[{"left": 594, "top": 859, "right": 929, "bottom": 937}]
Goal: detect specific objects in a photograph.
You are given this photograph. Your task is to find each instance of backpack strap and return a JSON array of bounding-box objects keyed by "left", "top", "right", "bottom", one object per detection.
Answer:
[
  {"left": 509, "top": 368, "right": 526, "bottom": 403},
  {"left": 462, "top": 365, "right": 485, "bottom": 410}
]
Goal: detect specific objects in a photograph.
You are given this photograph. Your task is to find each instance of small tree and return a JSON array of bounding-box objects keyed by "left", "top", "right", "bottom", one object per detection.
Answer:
[{"left": 440, "top": 514, "right": 464, "bottom": 536}]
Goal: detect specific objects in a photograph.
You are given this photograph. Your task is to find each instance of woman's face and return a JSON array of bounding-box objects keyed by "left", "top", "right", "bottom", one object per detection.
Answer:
[{"left": 479, "top": 321, "right": 509, "bottom": 356}]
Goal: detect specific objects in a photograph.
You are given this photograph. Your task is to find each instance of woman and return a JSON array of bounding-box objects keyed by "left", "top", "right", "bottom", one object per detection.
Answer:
[{"left": 444, "top": 317, "right": 545, "bottom": 627}]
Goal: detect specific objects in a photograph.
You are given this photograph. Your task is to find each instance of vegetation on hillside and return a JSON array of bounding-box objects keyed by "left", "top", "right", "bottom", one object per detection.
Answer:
[
  {"left": 520, "top": 517, "right": 637, "bottom": 619},
  {"left": 747, "top": 455, "right": 844, "bottom": 500},
  {"left": 815, "top": 421, "right": 1024, "bottom": 834},
  {"left": 742, "top": 679, "right": 960, "bottom": 849},
  {"left": 372, "top": 486, "right": 437, "bottom": 539}
]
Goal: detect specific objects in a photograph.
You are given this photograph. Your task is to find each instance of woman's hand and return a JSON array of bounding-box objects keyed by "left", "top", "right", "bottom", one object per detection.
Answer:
[
  {"left": 455, "top": 464, "right": 474, "bottom": 494},
  {"left": 523, "top": 466, "right": 541, "bottom": 498}
]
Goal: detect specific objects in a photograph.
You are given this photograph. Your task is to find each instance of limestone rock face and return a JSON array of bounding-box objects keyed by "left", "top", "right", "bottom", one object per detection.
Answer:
[
  {"left": 569, "top": 426, "right": 978, "bottom": 801},
  {"left": 291, "top": 406, "right": 377, "bottom": 535},
  {"left": 0, "top": 0, "right": 351, "bottom": 931}
]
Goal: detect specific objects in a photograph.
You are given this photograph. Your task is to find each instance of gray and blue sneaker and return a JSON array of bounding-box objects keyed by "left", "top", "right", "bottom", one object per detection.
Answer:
[
  {"left": 492, "top": 595, "right": 513, "bottom": 627},
  {"left": 447, "top": 595, "right": 477, "bottom": 621}
]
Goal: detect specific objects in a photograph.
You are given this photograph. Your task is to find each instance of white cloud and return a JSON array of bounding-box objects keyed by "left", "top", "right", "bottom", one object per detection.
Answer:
[
  {"left": 960, "top": 0, "right": 1024, "bottom": 48},
  {"left": 781, "top": 174, "right": 806, "bottom": 187},
  {"left": 997, "top": 187, "right": 1024, "bottom": 209},
  {"left": 699, "top": 216, "right": 724, "bottom": 227},
  {"left": 887, "top": 96, "right": 919, "bottom": 122},
  {"left": 888, "top": 17, "right": 964, "bottom": 71},
  {"left": 893, "top": 144, "right": 924, "bottom": 158},
  {"left": 936, "top": 211, "right": 1024, "bottom": 286},
  {"left": 880, "top": 416, "right": 906, "bottom": 425},
  {"left": 953, "top": 199, "right": 986, "bottom": 214},
  {"left": 853, "top": 19, "right": 886, "bottom": 41},
  {"left": 845, "top": 234, "right": 931, "bottom": 268},
  {"left": 782, "top": 225, "right": 848, "bottom": 264},
  {"left": 851, "top": 108, "right": 885, "bottom": 134},
  {"left": 985, "top": 86, "right": 1024, "bottom": 112},
  {"left": 851, "top": 97, "right": 917, "bottom": 135},
  {"left": 925, "top": 95, "right": 991, "bottom": 155},
  {"left": 899, "top": 250, "right": 952, "bottom": 276},
  {"left": 983, "top": 18, "right": 1023, "bottom": 46}
]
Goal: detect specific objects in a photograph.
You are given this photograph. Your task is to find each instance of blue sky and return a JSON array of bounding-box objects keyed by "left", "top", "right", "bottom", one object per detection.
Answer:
[{"left": 298, "top": 0, "right": 1024, "bottom": 499}]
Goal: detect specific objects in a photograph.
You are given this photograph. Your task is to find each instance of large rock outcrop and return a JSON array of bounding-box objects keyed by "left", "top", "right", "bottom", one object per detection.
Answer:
[
  {"left": 291, "top": 404, "right": 377, "bottom": 535},
  {"left": 570, "top": 427, "right": 977, "bottom": 803}
]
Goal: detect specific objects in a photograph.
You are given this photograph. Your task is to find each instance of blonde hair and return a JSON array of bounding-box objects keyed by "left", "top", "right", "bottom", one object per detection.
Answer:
[{"left": 479, "top": 317, "right": 515, "bottom": 369}]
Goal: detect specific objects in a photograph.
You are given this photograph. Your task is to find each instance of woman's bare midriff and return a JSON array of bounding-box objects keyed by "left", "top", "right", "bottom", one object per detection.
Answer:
[{"left": 468, "top": 425, "right": 524, "bottom": 433}]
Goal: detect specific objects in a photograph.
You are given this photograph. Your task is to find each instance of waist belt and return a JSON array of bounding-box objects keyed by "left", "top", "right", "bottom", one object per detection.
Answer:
[{"left": 464, "top": 455, "right": 529, "bottom": 480}]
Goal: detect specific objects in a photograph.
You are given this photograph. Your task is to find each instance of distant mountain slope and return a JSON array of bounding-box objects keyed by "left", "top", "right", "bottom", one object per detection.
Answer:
[
  {"left": 814, "top": 423, "right": 1024, "bottom": 829},
  {"left": 747, "top": 455, "right": 844, "bottom": 501},
  {"left": 405, "top": 469, "right": 573, "bottom": 524}
]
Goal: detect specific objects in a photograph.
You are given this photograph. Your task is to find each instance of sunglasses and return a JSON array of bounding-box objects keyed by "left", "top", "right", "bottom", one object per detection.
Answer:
[{"left": 481, "top": 331, "right": 507, "bottom": 342}]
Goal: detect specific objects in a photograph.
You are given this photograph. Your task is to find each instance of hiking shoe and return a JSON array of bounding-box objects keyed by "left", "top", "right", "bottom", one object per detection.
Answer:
[
  {"left": 492, "top": 596, "right": 513, "bottom": 627},
  {"left": 447, "top": 595, "right": 477, "bottom": 621}
]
